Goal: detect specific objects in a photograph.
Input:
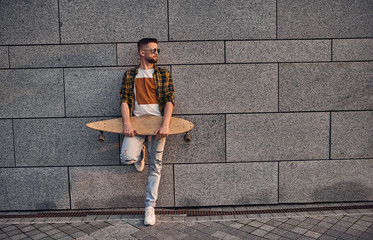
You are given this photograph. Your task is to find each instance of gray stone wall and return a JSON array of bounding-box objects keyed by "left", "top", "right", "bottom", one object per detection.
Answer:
[{"left": 0, "top": 0, "right": 372, "bottom": 211}]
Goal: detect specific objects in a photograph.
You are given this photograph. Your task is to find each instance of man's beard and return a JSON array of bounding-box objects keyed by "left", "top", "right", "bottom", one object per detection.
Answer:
[{"left": 145, "top": 56, "right": 158, "bottom": 63}]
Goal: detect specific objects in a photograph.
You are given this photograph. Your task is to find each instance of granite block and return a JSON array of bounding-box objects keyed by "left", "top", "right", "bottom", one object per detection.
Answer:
[
  {"left": 226, "top": 113, "right": 329, "bottom": 162},
  {"left": 9, "top": 44, "right": 116, "bottom": 68},
  {"left": 117, "top": 41, "right": 225, "bottom": 65},
  {"left": 174, "top": 162, "right": 278, "bottom": 206},
  {"left": 13, "top": 118, "right": 119, "bottom": 167},
  {"left": 169, "top": 0, "right": 276, "bottom": 40},
  {"left": 65, "top": 67, "right": 126, "bottom": 117},
  {"left": 163, "top": 115, "right": 225, "bottom": 164},
  {"left": 226, "top": 40, "right": 331, "bottom": 63},
  {"left": 0, "top": 167, "right": 69, "bottom": 211},
  {"left": 0, "top": 0, "right": 59, "bottom": 45},
  {"left": 333, "top": 39, "right": 373, "bottom": 61},
  {"left": 0, "top": 47, "right": 9, "bottom": 68},
  {"left": 0, "top": 69, "right": 64, "bottom": 118},
  {"left": 116, "top": 43, "right": 138, "bottom": 66},
  {"left": 279, "top": 159, "right": 373, "bottom": 203},
  {"left": 278, "top": 0, "right": 373, "bottom": 39},
  {"left": 279, "top": 62, "right": 373, "bottom": 112},
  {"left": 59, "top": 0, "right": 168, "bottom": 43},
  {"left": 158, "top": 41, "right": 225, "bottom": 64},
  {"left": 0, "top": 120, "right": 14, "bottom": 167},
  {"left": 331, "top": 111, "right": 373, "bottom": 159},
  {"left": 69, "top": 165, "right": 174, "bottom": 208},
  {"left": 172, "top": 64, "right": 278, "bottom": 114}
]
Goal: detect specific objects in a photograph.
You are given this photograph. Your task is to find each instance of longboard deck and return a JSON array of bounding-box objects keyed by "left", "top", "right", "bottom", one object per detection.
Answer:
[{"left": 86, "top": 115, "right": 194, "bottom": 135}]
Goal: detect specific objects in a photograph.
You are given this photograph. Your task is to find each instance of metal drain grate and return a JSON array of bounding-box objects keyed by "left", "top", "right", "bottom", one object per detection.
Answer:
[{"left": 1, "top": 204, "right": 372, "bottom": 219}]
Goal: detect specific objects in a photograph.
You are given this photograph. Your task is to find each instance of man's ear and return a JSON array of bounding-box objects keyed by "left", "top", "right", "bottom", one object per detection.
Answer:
[{"left": 139, "top": 49, "right": 145, "bottom": 57}]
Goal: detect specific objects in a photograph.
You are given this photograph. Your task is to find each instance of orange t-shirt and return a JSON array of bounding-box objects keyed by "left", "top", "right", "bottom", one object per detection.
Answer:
[{"left": 134, "top": 68, "right": 161, "bottom": 116}]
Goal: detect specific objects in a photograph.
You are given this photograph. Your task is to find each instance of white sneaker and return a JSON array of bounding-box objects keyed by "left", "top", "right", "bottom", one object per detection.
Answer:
[
  {"left": 134, "top": 145, "right": 145, "bottom": 172},
  {"left": 144, "top": 206, "right": 156, "bottom": 226}
]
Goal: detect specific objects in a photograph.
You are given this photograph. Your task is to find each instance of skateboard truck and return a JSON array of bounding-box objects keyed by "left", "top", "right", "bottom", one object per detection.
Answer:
[
  {"left": 98, "top": 131, "right": 106, "bottom": 143},
  {"left": 184, "top": 132, "right": 191, "bottom": 143}
]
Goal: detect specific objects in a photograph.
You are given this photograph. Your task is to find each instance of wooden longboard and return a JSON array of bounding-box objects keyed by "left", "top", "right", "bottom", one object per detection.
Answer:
[{"left": 86, "top": 115, "right": 194, "bottom": 141}]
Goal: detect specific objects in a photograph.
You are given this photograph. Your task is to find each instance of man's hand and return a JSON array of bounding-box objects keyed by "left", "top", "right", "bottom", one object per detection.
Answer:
[
  {"left": 123, "top": 123, "right": 138, "bottom": 137},
  {"left": 154, "top": 124, "right": 169, "bottom": 138},
  {"left": 121, "top": 103, "right": 138, "bottom": 137},
  {"left": 154, "top": 101, "right": 173, "bottom": 138}
]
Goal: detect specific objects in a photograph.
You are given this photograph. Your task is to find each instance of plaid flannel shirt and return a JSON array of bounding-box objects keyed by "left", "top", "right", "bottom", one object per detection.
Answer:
[{"left": 120, "top": 65, "right": 175, "bottom": 116}]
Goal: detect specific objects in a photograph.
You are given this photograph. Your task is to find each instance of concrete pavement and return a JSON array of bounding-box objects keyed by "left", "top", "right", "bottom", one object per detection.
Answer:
[{"left": 1, "top": 202, "right": 372, "bottom": 240}]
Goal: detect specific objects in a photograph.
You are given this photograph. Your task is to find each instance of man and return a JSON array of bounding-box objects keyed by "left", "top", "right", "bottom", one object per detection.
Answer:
[{"left": 119, "top": 38, "right": 174, "bottom": 226}]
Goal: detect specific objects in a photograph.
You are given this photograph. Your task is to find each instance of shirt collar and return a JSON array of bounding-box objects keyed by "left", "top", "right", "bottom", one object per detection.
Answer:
[{"left": 135, "top": 64, "right": 159, "bottom": 73}]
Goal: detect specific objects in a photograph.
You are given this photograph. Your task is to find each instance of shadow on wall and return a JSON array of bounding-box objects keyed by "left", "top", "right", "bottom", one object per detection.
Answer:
[
  {"left": 313, "top": 181, "right": 373, "bottom": 202},
  {"left": 74, "top": 195, "right": 144, "bottom": 210},
  {"left": 69, "top": 169, "right": 151, "bottom": 209},
  {"left": 238, "top": 190, "right": 273, "bottom": 205},
  {"left": 91, "top": 142, "right": 120, "bottom": 154},
  {"left": 0, "top": 81, "right": 39, "bottom": 106},
  {"left": 35, "top": 201, "right": 57, "bottom": 210}
]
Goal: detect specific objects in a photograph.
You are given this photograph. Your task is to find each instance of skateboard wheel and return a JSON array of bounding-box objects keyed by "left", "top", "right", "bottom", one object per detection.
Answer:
[
  {"left": 98, "top": 131, "right": 106, "bottom": 143},
  {"left": 184, "top": 132, "right": 191, "bottom": 143}
]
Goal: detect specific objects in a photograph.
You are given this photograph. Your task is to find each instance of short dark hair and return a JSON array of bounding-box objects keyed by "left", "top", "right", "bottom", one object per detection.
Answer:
[{"left": 138, "top": 38, "right": 158, "bottom": 51}]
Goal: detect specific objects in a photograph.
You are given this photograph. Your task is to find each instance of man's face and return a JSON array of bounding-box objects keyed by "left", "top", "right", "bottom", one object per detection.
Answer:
[{"left": 142, "top": 42, "right": 159, "bottom": 64}]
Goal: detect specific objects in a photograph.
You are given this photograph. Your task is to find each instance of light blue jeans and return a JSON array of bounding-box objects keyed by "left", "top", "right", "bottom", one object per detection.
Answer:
[{"left": 120, "top": 135, "right": 166, "bottom": 208}]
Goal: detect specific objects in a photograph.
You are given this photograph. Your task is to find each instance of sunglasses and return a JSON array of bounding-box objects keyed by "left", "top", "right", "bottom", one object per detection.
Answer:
[{"left": 142, "top": 48, "right": 160, "bottom": 54}]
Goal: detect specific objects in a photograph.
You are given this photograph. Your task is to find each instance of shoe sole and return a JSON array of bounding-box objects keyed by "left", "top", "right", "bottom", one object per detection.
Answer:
[
  {"left": 134, "top": 161, "right": 145, "bottom": 172},
  {"left": 121, "top": 160, "right": 136, "bottom": 165},
  {"left": 144, "top": 220, "right": 155, "bottom": 226}
]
